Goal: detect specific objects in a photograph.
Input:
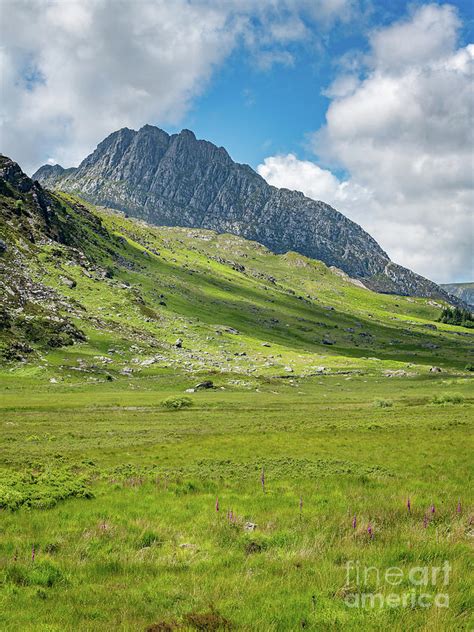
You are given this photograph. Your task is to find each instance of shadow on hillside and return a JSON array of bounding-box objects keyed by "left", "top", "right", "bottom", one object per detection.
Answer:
[{"left": 116, "top": 239, "right": 470, "bottom": 369}]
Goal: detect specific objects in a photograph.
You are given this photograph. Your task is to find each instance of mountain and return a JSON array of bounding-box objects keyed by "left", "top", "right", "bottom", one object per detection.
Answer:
[
  {"left": 33, "top": 125, "right": 451, "bottom": 302},
  {"left": 2, "top": 155, "right": 472, "bottom": 374},
  {"left": 440, "top": 283, "right": 474, "bottom": 309}
]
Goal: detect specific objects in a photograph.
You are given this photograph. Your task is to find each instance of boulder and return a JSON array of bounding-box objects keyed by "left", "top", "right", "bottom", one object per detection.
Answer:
[
  {"left": 195, "top": 380, "right": 214, "bottom": 390},
  {"left": 244, "top": 522, "right": 257, "bottom": 532}
]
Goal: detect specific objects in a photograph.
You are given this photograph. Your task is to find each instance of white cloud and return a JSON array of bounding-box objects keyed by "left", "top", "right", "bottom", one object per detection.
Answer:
[
  {"left": 257, "top": 152, "right": 375, "bottom": 230},
  {"left": 256, "top": 50, "right": 296, "bottom": 71},
  {"left": 258, "top": 153, "right": 342, "bottom": 201},
  {"left": 369, "top": 4, "right": 461, "bottom": 72},
  {"left": 0, "top": 0, "right": 354, "bottom": 173},
  {"left": 1, "top": 0, "right": 241, "bottom": 171},
  {"left": 322, "top": 74, "right": 359, "bottom": 98},
  {"left": 259, "top": 4, "right": 474, "bottom": 283}
]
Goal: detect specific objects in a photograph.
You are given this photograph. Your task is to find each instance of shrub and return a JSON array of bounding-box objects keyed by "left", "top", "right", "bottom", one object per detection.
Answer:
[
  {"left": 465, "top": 363, "right": 474, "bottom": 372},
  {"left": 432, "top": 393, "right": 464, "bottom": 405},
  {"left": 373, "top": 398, "right": 393, "bottom": 408},
  {"left": 161, "top": 396, "right": 193, "bottom": 410}
]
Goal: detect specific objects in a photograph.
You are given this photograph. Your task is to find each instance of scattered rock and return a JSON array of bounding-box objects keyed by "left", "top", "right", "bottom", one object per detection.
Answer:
[
  {"left": 384, "top": 369, "right": 408, "bottom": 378},
  {"left": 195, "top": 380, "right": 214, "bottom": 390},
  {"left": 244, "top": 522, "right": 257, "bottom": 532},
  {"left": 140, "top": 358, "right": 156, "bottom": 366},
  {"left": 322, "top": 338, "right": 335, "bottom": 345},
  {"left": 175, "top": 338, "right": 183, "bottom": 348},
  {"left": 430, "top": 366, "right": 442, "bottom": 373},
  {"left": 59, "top": 275, "right": 76, "bottom": 289}
]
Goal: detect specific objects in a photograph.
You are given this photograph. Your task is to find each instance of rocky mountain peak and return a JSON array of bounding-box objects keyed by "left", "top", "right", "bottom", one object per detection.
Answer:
[
  {"left": 31, "top": 125, "right": 458, "bottom": 302},
  {"left": 1, "top": 155, "right": 38, "bottom": 193}
]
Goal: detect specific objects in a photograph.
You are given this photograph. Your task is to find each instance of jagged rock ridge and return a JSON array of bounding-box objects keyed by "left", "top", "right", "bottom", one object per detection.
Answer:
[
  {"left": 440, "top": 283, "right": 474, "bottom": 309},
  {"left": 33, "top": 125, "right": 452, "bottom": 300}
]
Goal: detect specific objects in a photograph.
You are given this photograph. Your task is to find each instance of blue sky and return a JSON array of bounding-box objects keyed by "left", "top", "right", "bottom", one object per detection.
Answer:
[
  {"left": 1, "top": 0, "right": 473, "bottom": 282},
  {"left": 172, "top": 0, "right": 473, "bottom": 170}
]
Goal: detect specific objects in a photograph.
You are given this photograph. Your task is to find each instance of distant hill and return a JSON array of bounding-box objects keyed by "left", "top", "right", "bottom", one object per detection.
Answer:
[
  {"left": 34, "top": 125, "right": 453, "bottom": 302},
  {"left": 441, "top": 283, "right": 474, "bottom": 309}
]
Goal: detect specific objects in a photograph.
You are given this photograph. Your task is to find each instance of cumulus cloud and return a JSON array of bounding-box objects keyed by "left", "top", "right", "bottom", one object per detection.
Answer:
[
  {"left": 259, "top": 4, "right": 473, "bottom": 283},
  {"left": 0, "top": 0, "right": 354, "bottom": 173},
  {"left": 258, "top": 153, "right": 345, "bottom": 201},
  {"left": 257, "top": 153, "right": 374, "bottom": 228},
  {"left": 1, "top": 0, "right": 240, "bottom": 171}
]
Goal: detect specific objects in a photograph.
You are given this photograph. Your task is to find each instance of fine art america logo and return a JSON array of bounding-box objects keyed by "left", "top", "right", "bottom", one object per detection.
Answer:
[{"left": 344, "top": 561, "right": 451, "bottom": 609}]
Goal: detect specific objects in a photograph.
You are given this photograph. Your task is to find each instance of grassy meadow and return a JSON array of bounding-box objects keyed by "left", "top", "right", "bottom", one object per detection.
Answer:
[{"left": 0, "top": 371, "right": 473, "bottom": 631}]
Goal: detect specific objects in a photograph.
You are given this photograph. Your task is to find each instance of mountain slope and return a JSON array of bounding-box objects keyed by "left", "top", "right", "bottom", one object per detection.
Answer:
[
  {"left": 441, "top": 282, "right": 474, "bottom": 308},
  {"left": 34, "top": 125, "right": 450, "bottom": 302},
  {"left": 2, "top": 155, "right": 473, "bottom": 377}
]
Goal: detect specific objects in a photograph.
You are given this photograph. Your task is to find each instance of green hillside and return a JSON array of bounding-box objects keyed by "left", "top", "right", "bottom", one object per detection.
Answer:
[{"left": 1, "top": 186, "right": 473, "bottom": 381}]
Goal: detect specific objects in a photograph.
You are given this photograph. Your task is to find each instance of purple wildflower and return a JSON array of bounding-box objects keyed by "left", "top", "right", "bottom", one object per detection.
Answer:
[
  {"left": 367, "top": 523, "right": 373, "bottom": 539},
  {"left": 407, "top": 497, "right": 411, "bottom": 512},
  {"left": 431, "top": 504, "right": 435, "bottom": 515},
  {"left": 352, "top": 514, "right": 357, "bottom": 529},
  {"left": 456, "top": 499, "right": 461, "bottom": 514}
]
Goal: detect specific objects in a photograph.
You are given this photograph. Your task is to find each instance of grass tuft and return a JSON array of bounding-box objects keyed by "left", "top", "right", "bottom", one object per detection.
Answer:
[
  {"left": 161, "top": 396, "right": 193, "bottom": 410},
  {"left": 373, "top": 398, "right": 393, "bottom": 408},
  {"left": 431, "top": 393, "right": 464, "bottom": 405}
]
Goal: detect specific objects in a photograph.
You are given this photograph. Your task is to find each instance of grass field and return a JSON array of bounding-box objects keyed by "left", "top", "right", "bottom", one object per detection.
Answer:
[{"left": 0, "top": 371, "right": 472, "bottom": 631}]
